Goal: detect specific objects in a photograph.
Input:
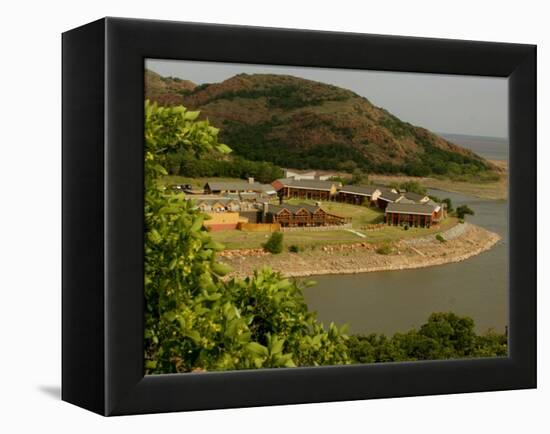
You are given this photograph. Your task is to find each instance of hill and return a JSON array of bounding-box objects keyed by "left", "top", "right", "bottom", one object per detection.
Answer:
[{"left": 145, "top": 70, "right": 497, "bottom": 178}]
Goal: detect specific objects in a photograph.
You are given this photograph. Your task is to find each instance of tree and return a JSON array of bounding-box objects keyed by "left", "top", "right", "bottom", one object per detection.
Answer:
[
  {"left": 350, "top": 169, "right": 368, "bottom": 185},
  {"left": 263, "top": 232, "right": 284, "bottom": 254},
  {"left": 144, "top": 101, "right": 349, "bottom": 373},
  {"left": 456, "top": 205, "right": 474, "bottom": 220},
  {"left": 398, "top": 180, "right": 427, "bottom": 195},
  {"left": 347, "top": 313, "right": 507, "bottom": 363}
]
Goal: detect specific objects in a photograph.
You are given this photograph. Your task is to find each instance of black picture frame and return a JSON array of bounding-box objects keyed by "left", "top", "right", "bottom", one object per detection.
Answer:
[{"left": 62, "top": 17, "right": 536, "bottom": 416}]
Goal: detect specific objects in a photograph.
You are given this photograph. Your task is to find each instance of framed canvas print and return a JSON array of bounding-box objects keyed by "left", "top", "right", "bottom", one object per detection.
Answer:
[{"left": 62, "top": 17, "right": 536, "bottom": 416}]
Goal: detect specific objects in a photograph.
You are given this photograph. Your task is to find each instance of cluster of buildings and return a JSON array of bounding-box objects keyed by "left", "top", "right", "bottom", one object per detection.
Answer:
[
  {"left": 175, "top": 175, "right": 446, "bottom": 231},
  {"left": 273, "top": 178, "right": 445, "bottom": 227}
]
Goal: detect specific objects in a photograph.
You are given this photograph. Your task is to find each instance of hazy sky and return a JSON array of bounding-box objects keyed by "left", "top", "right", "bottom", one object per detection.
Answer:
[{"left": 146, "top": 59, "right": 508, "bottom": 138}]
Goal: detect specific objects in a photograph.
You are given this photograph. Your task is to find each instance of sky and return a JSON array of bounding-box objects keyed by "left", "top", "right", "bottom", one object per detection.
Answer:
[{"left": 146, "top": 58, "right": 508, "bottom": 139}]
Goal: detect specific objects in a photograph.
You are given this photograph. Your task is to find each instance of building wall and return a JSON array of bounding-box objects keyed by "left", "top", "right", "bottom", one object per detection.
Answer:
[
  {"left": 203, "top": 212, "right": 243, "bottom": 231},
  {"left": 238, "top": 222, "right": 281, "bottom": 232}
]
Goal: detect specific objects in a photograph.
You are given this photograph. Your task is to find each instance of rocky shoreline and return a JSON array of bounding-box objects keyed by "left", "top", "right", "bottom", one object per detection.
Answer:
[{"left": 218, "top": 223, "right": 501, "bottom": 279}]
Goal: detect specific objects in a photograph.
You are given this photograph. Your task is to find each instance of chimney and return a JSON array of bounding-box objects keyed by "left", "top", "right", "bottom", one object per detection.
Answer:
[{"left": 248, "top": 177, "right": 254, "bottom": 184}]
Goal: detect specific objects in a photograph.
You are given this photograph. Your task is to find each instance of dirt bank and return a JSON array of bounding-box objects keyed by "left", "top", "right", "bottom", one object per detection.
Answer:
[{"left": 219, "top": 223, "right": 501, "bottom": 279}]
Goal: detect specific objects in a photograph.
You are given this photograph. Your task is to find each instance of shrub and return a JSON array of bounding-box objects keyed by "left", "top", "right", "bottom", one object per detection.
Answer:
[
  {"left": 263, "top": 232, "right": 284, "bottom": 254},
  {"left": 289, "top": 244, "right": 301, "bottom": 253},
  {"left": 144, "top": 101, "right": 350, "bottom": 374},
  {"left": 456, "top": 205, "right": 475, "bottom": 220},
  {"left": 376, "top": 243, "right": 393, "bottom": 255},
  {"left": 436, "top": 234, "right": 446, "bottom": 243}
]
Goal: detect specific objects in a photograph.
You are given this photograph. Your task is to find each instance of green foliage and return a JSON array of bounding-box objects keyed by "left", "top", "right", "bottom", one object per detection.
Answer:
[
  {"left": 376, "top": 243, "right": 393, "bottom": 255},
  {"left": 207, "top": 83, "right": 350, "bottom": 110},
  {"left": 456, "top": 205, "right": 475, "bottom": 220},
  {"left": 144, "top": 101, "right": 349, "bottom": 373},
  {"left": 398, "top": 181, "right": 427, "bottom": 195},
  {"left": 348, "top": 313, "right": 507, "bottom": 363},
  {"left": 435, "top": 234, "right": 446, "bottom": 243},
  {"left": 170, "top": 153, "right": 284, "bottom": 183},
  {"left": 263, "top": 232, "right": 284, "bottom": 254},
  {"left": 429, "top": 195, "right": 454, "bottom": 213},
  {"left": 289, "top": 244, "right": 301, "bottom": 253}
]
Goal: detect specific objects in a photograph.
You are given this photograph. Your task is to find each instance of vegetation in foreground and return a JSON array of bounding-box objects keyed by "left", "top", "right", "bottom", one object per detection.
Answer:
[
  {"left": 144, "top": 101, "right": 506, "bottom": 375},
  {"left": 145, "top": 101, "right": 349, "bottom": 374}
]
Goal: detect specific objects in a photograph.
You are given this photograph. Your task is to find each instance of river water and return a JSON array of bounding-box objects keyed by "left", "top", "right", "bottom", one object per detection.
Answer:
[{"left": 302, "top": 189, "right": 508, "bottom": 336}]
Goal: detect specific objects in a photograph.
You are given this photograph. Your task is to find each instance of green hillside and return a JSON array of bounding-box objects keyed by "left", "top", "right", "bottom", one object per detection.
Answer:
[{"left": 145, "top": 70, "right": 498, "bottom": 178}]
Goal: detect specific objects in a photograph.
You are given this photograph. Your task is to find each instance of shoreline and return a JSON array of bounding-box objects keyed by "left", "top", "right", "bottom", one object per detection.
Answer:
[
  {"left": 369, "top": 160, "right": 508, "bottom": 201},
  {"left": 219, "top": 223, "right": 501, "bottom": 279}
]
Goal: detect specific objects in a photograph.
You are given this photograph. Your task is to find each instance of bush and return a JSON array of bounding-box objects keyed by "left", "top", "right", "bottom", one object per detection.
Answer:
[
  {"left": 456, "top": 204, "right": 475, "bottom": 220},
  {"left": 347, "top": 312, "right": 507, "bottom": 363},
  {"left": 263, "top": 232, "right": 284, "bottom": 254},
  {"left": 289, "top": 244, "right": 301, "bottom": 253},
  {"left": 436, "top": 234, "right": 446, "bottom": 243},
  {"left": 376, "top": 243, "right": 393, "bottom": 255},
  {"left": 144, "top": 101, "right": 349, "bottom": 374}
]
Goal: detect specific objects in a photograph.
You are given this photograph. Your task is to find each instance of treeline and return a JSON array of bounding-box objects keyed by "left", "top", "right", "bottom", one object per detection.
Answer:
[
  {"left": 348, "top": 312, "right": 507, "bottom": 363},
  {"left": 220, "top": 118, "right": 493, "bottom": 179},
  {"left": 165, "top": 153, "right": 284, "bottom": 184}
]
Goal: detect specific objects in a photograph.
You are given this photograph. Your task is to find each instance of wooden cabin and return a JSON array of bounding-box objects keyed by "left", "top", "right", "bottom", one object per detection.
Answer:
[
  {"left": 385, "top": 202, "right": 441, "bottom": 227},
  {"left": 337, "top": 185, "right": 381, "bottom": 206},
  {"left": 204, "top": 179, "right": 276, "bottom": 197},
  {"left": 376, "top": 188, "right": 402, "bottom": 210},
  {"left": 264, "top": 203, "right": 349, "bottom": 227}
]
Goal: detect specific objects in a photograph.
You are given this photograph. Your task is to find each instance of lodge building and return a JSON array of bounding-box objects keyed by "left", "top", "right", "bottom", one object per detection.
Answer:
[
  {"left": 337, "top": 185, "right": 381, "bottom": 205},
  {"left": 385, "top": 202, "right": 445, "bottom": 228},
  {"left": 272, "top": 178, "right": 341, "bottom": 201},
  {"left": 204, "top": 178, "right": 276, "bottom": 197},
  {"left": 263, "top": 203, "right": 350, "bottom": 228}
]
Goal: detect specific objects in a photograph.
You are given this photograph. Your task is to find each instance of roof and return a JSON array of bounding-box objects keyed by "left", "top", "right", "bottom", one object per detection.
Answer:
[
  {"left": 403, "top": 191, "right": 428, "bottom": 202},
  {"left": 267, "top": 203, "right": 322, "bottom": 216},
  {"left": 385, "top": 202, "right": 436, "bottom": 216},
  {"left": 338, "top": 185, "right": 379, "bottom": 196},
  {"left": 275, "top": 178, "right": 340, "bottom": 191},
  {"left": 195, "top": 198, "right": 238, "bottom": 206},
  {"left": 378, "top": 190, "right": 402, "bottom": 202},
  {"left": 205, "top": 180, "right": 275, "bottom": 194},
  {"left": 397, "top": 197, "right": 417, "bottom": 204}
]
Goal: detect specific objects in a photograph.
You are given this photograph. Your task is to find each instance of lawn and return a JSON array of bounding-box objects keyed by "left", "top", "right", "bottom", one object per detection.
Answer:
[
  {"left": 211, "top": 217, "right": 459, "bottom": 250},
  {"left": 211, "top": 229, "right": 364, "bottom": 250}
]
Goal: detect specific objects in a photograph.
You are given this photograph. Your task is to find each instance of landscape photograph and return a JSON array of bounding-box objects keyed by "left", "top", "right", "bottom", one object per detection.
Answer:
[{"left": 143, "top": 59, "right": 508, "bottom": 374}]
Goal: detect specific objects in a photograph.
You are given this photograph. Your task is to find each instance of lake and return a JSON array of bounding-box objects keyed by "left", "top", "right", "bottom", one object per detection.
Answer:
[
  {"left": 439, "top": 133, "right": 509, "bottom": 161},
  {"left": 302, "top": 191, "right": 509, "bottom": 336}
]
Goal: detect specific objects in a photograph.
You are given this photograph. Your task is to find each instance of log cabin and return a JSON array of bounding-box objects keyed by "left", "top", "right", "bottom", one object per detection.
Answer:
[
  {"left": 385, "top": 202, "right": 444, "bottom": 227},
  {"left": 337, "top": 185, "right": 381, "bottom": 205},
  {"left": 263, "top": 203, "right": 349, "bottom": 227}
]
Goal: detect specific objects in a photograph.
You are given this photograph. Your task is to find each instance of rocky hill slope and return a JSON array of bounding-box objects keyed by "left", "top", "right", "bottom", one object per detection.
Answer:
[{"left": 145, "top": 70, "right": 496, "bottom": 177}]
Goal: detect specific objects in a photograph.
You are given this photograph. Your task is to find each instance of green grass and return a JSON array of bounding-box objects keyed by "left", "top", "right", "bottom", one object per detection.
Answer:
[
  {"left": 211, "top": 217, "right": 459, "bottom": 250},
  {"left": 211, "top": 229, "right": 363, "bottom": 250}
]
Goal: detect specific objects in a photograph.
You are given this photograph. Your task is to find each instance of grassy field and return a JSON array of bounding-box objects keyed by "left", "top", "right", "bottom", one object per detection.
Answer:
[
  {"left": 211, "top": 217, "right": 459, "bottom": 250},
  {"left": 211, "top": 229, "right": 364, "bottom": 250},
  {"left": 370, "top": 163, "right": 507, "bottom": 201}
]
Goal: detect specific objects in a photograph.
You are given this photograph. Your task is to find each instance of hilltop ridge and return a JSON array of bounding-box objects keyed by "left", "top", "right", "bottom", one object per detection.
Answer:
[{"left": 145, "top": 69, "right": 498, "bottom": 178}]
